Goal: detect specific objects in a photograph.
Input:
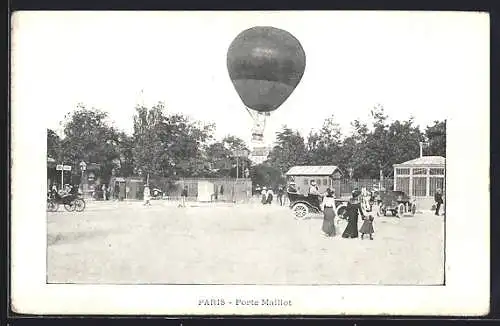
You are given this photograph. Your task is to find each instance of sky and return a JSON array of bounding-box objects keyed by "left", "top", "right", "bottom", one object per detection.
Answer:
[{"left": 12, "top": 11, "right": 487, "bottom": 146}]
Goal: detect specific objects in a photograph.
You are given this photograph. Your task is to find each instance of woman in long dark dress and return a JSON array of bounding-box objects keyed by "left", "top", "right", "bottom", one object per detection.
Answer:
[
  {"left": 342, "top": 189, "right": 365, "bottom": 239},
  {"left": 321, "top": 188, "right": 337, "bottom": 237}
]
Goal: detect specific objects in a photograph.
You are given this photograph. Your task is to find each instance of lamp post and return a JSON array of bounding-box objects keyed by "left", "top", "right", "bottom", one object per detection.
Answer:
[{"left": 79, "top": 161, "right": 87, "bottom": 196}]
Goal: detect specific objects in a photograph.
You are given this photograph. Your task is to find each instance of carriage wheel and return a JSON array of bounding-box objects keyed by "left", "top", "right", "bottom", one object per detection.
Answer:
[
  {"left": 292, "top": 203, "right": 309, "bottom": 220},
  {"left": 74, "top": 199, "right": 86, "bottom": 212},
  {"left": 47, "top": 200, "right": 59, "bottom": 212},
  {"left": 397, "top": 203, "right": 405, "bottom": 217},
  {"left": 64, "top": 201, "right": 76, "bottom": 212}
]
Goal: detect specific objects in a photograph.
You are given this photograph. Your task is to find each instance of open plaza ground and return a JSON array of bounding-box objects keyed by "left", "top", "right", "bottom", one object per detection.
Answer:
[{"left": 47, "top": 200, "right": 444, "bottom": 285}]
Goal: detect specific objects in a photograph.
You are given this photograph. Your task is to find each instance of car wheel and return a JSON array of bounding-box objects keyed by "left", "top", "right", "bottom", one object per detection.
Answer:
[
  {"left": 397, "top": 203, "right": 405, "bottom": 217},
  {"left": 292, "top": 203, "right": 309, "bottom": 220}
]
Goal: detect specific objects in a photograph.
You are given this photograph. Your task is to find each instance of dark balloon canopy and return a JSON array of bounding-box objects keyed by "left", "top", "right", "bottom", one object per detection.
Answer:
[{"left": 227, "top": 26, "right": 306, "bottom": 113}]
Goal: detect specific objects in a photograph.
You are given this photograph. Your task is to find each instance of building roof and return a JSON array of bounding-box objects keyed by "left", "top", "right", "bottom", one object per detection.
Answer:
[
  {"left": 394, "top": 156, "right": 445, "bottom": 167},
  {"left": 286, "top": 165, "right": 341, "bottom": 176}
]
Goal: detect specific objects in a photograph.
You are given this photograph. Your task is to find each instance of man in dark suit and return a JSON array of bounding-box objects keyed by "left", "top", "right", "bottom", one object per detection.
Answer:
[{"left": 434, "top": 188, "right": 444, "bottom": 216}]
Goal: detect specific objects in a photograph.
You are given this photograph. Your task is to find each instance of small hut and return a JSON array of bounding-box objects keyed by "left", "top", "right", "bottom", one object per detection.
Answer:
[
  {"left": 393, "top": 156, "right": 445, "bottom": 208},
  {"left": 285, "top": 165, "right": 343, "bottom": 195}
]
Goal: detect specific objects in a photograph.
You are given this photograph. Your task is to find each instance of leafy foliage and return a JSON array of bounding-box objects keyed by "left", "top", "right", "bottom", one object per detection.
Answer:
[
  {"left": 132, "top": 102, "right": 215, "bottom": 179},
  {"left": 424, "top": 120, "right": 446, "bottom": 157},
  {"left": 266, "top": 105, "right": 442, "bottom": 179},
  {"left": 57, "top": 104, "right": 122, "bottom": 180},
  {"left": 49, "top": 101, "right": 446, "bottom": 183}
]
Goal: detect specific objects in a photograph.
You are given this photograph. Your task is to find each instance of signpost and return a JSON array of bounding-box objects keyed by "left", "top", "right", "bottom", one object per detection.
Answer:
[{"left": 56, "top": 164, "right": 72, "bottom": 188}]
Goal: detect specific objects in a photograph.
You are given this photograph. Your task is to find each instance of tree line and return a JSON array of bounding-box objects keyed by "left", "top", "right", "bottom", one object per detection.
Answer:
[
  {"left": 47, "top": 102, "right": 252, "bottom": 183},
  {"left": 47, "top": 102, "right": 445, "bottom": 187},
  {"left": 255, "top": 105, "right": 445, "bottom": 188}
]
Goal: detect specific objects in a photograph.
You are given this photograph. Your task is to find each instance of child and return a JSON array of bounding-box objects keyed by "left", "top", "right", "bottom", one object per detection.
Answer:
[
  {"left": 143, "top": 184, "right": 151, "bottom": 206},
  {"left": 359, "top": 214, "right": 375, "bottom": 240}
]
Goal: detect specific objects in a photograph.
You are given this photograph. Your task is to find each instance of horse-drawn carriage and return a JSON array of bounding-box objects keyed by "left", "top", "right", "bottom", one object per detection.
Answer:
[
  {"left": 287, "top": 191, "right": 348, "bottom": 220},
  {"left": 47, "top": 192, "right": 86, "bottom": 212}
]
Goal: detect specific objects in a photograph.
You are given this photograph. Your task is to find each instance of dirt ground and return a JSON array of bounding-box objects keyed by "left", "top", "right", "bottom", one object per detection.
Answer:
[{"left": 47, "top": 200, "right": 445, "bottom": 285}]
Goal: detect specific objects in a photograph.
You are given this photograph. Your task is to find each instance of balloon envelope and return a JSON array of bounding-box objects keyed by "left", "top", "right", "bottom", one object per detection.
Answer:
[{"left": 227, "top": 26, "right": 306, "bottom": 113}]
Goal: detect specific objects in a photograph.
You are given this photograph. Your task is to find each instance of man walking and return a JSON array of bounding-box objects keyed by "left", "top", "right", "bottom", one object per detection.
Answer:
[{"left": 434, "top": 188, "right": 444, "bottom": 216}]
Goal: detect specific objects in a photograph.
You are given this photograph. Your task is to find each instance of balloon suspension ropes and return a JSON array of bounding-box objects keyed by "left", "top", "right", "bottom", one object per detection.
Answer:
[{"left": 244, "top": 106, "right": 269, "bottom": 143}]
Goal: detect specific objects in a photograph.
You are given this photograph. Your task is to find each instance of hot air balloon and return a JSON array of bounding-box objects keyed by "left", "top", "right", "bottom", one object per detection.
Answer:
[{"left": 227, "top": 26, "right": 306, "bottom": 150}]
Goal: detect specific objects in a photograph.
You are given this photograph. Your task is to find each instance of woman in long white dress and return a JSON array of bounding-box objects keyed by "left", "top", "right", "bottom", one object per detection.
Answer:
[
  {"left": 321, "top": 188, "right": 337, "bottom": 237},
  {"left": 143, "top": 184, "right": 151, "bottom": 206}
]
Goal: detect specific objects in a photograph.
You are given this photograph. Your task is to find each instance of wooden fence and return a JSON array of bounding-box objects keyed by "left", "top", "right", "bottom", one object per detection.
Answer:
[{"left": 116, "top": 176, "right": 253, "bottom": 203}]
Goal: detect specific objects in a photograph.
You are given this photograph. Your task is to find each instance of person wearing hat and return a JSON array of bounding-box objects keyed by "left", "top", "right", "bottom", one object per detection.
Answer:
[
  {"left": 261, "top": 186, "right": 268, "bottom": 204},
  {"left": 266, "top": 187, "right": 274, "bottom": 204},
  {"left": 321, "top": 188, "right": 337, "bottom": 237},
  {"left": 308, "top": 180, "right": 321, "bottom": 210},
  {"left": 434, "top": 188, "right": 444, "bottom": 216},
  {"left": 342, "top": 189, "right": 365, "bottom": 239}
]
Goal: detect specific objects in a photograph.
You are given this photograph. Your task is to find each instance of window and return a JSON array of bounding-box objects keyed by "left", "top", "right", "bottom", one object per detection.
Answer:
[
  {"left": 395, "top": 177, "right": 410, "bottom": 194},
  {"left": 412, "top": 168, "right": 427, "bottom": 175},
  {"left": 429, "top": 177, "right": 444, "bottom": 196},
  {"left": 412, "top": 177, "right": 427, "bottom": 196},
  {"left": 429, "top": 168, "right": 445, "bottom": 175},
  {"left": 303, "top": 178, "right": 309, "bottom": 185},
  {"left": 396, "top": 168, "right": 410, "bottom": 175},
  {"left": 317, "top": 179, "right": 321, "bottom": 186},
  {"left": 323, "top": 178, "right": 328, "bottom": 186}
]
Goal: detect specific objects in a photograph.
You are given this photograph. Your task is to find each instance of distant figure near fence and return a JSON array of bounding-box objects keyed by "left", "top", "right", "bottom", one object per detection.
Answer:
[
  {"left": 143, "top": 184, "right": 151, "bottom": 206},
  {"left": 180, "top": 185, "right": 188, "bottom": 207}
]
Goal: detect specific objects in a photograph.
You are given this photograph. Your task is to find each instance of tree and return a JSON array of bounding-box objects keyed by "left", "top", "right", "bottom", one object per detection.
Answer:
[
  {"left": 425, "top": 120, "right": 446, "bottom": 157},
  {"left": 114, "top": 131, "right": 135, "bottom": 177},
  {"left": 47, "top": 129, "right": 62, "bottom": 161},
  {"left": 132, "top": 102, "right": 215, "bottom": 178},
  {"left": 266, "top": 126, "right": 308, "bottom": 174},
  {"left": 58, "top": 104, "right": 121, "bottom": 180},
  {"left": 204, "top": 135, "right": 252, "bottom": 178},
  {"left": 250, "top": 163, "right": 284, "bottom": 189},
  {"left": 306, "top": 115, "right": 343, "bottom": 165},
  {"left": 338, "top": 105, "right": 424, "bottom": 179}
]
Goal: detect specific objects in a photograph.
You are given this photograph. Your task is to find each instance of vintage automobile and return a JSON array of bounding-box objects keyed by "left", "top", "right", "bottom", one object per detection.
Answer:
[
  {"left": 377, "top": 190, "right": 416, "bottom": 217},
  {"left": 287, "top": 191, "right": 348, "bottom": 220}
]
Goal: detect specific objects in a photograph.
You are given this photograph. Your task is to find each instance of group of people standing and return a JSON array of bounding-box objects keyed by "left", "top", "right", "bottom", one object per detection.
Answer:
[
  {"left": 257, "top": 185, "right": 287, "bottom": 206},
  {"left": 315, "top": 182, "right": 375, "bottom": 240}
]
